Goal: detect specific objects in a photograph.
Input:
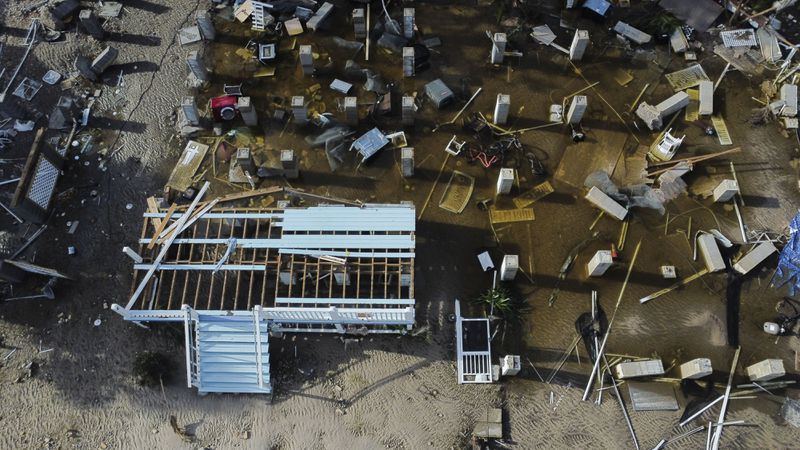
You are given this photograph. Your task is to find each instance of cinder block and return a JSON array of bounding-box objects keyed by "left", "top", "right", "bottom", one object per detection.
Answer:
[
  {"left": 655, "top": 91, "right": 689, "bottom": 117},
  {"left": 712, "top": 179, "right": 738, "bottom": 202},
  {"left": 697, "top": 233, "right": 726, "bottom": 272},
  {"left": 585, "top": 187, "right": 627, "bottom": 220},
  {"left": 569, "top": 29, "right": 590, "bottom": 61},
  {"left": 733, "top": 241, "right": 777, "bottom": 275},
  {"left": 587, "top": 250, "right": 613, "bottom": 277},
  {"left": 496, "top": 168, "right": 514, "bottom": 195},
  {"left": 781, "top": 84, "right": 797, "bottom": 117},
  {"left": 679, "top": 358, "right": 713, "bottom": 379},
  {"left": 698, "top": 80, "right": 714, "bottom": 116}
]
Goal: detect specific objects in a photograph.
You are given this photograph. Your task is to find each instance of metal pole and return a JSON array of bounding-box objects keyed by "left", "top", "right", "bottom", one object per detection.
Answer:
[
  {"left": 582, "top": 240, "right": 642, "bottom": 401},
  {"left": 710, "top": 346, "right": 741, "bottom": 450},
  {"left": 603, "top": 353, "right": 639, "bottom": 450}
]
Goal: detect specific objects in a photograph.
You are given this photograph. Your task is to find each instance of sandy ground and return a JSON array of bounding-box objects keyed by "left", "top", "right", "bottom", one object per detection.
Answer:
[{"left": 1, "top": 1, "right": 800, "bottom": 449}]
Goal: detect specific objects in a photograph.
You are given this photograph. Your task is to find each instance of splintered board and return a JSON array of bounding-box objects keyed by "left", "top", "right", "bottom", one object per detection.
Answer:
[
  {"left": 711, "top": 116, "right": 733, "bottom": 145},
  {"left": 439, "top": 170, "right": 475, "bottom": 214},
  {"left": 489, "top": 207, "right": 535, "bottom": 224},
  {"left": 665, "top": 64, "right": 709, "bottom": 91},
  {"left": 513, "top": 181, "right": 554, "bottom": 208}
]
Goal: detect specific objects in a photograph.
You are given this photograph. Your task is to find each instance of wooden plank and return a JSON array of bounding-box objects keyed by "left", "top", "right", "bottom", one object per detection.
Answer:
[
  {"left": 146, "top": 197, "right": 162, "bottom": 230},
  {"left": 513, "top": 181, "right": 554, "bottom": 209},
  {"left": 148, "top": 203, "right": 177, "bottom": 250},
  {"left": 175, "top": 186, "right": 283, "bottom": 210},
  {"left": 489, "top": 208, "right": 535, "bottom": 224},
  {"left": 157, "top": 199, "right": 219, "bottom": 244},
  {"left": 12, "top": 127, "right": 45, "bottom": 208},
  {"left": 711, "top": 116, "right": 732, "bottom": 145}
]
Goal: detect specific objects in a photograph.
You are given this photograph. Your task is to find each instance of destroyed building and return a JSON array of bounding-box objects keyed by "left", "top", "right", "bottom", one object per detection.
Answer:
[{"left": 2, "top": 0, "right": 800, "bottom": 448}]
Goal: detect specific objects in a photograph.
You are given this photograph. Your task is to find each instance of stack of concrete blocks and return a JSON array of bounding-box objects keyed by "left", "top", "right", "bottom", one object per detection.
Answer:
[
  {"left": 403, "top": 8, "right": 415, "bottom": 39},
  {"left": 698, "top": 80, "right": 714, "bottom": 116},
  {"left": 281, "top": 149, "right": 299, "bottom": 179},
  {"left": 186, "top": 50, "right": 209, "bottom": 82},
  {"left": 712, "top": 179, "right": 738, "bottom": 202},
  {"left": 353, "top": 9, "right": 366, "bottom": 39},
  {"left": 79, "top": 9, "right": 104, "bottom": 40},
  {"left": 402, "top": 96, "right": 415, "bottom": 126},
  {"left": 402, "top": 47, "right": 415, "bottom": 77},
  {"left": 500, "top": 255, "right": 519, "bottom": 281},
  {"left": 501, "top": 355, "right": 521, "bottom": 376},
  {"left": 181, "top": 96, "right": 201, "bottom": 126},
  {"left": 306, "top": 2, "right": 334, "bottom": 31},
  {"left": 401, "top": 147, "right": 414, "bottom": 177},
  {"left": 91, "top": 46, "right": 119, "bottom": 75},
  {"left": 585, "top": 187, "right": 627, "bottom": 220},
  {"left": 697, "top": 233, "right": 726, "bottom": 272},
  {"left": 746, "top": 359, "right": 785, "bottom": 382},
  {"left": 299, "top": 45, "right": 314, "bottom": 76},
  {"left": 496, "top": 168, "right": 514, "bottom": 195},
  {"left": 493, "top": 94, "right": 510, "bottom": 125},
  {"left": 569, "top": 29, "right": 590, "bottom": 61},
  {"left": 196, "top": 11, "right": 216, "bottom": 40},
  {"left": 587, "top": 250, "right": 613, "bottom": 277},
  {"left": 679, "top": 358, "right": 713, "bottom": 379},
  {"left": 636, "top": 102, "right": 662, "bottom": 130},
  {"left": 491, "top": 33, "right": 507, "bottom": 64},
  {"left": 344, "top": 96, "right": 358, "bottom": 126},
  {"left": 567, "top": 95, "right": 588, "bottom": 125},
  {"left": 733, "top": 241, "right": 778, "bottom": 275},
  {"left": 291, "top": 96, "right": 307, "bottom": 124},
  {"left": 656, "top": 91, "right": 690, "bottom": 118},
  {"left": 237, "top": 97, "right": 258, "bottom": 126},
  {"left": 781, "top": 84, "right": 798, "bottom": 117}
]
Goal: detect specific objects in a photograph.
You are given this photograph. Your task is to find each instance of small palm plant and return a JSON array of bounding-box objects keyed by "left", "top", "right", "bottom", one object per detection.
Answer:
[{"left": 475, "top": 286, "right": 527, "bottom": 322}]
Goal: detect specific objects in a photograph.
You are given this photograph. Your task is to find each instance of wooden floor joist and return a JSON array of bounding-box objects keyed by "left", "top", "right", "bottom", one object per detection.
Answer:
[{"left": 128, "top": 205, "right": 416, "bottom": 313}]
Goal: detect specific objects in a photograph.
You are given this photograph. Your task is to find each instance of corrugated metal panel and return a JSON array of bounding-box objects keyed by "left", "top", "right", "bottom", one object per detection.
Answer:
[
  {"left": 281, "top": 206, "right": 415, "bottom": 232},
  {"left": 195, "top": 315, "right": 271, "bottom": 394}
]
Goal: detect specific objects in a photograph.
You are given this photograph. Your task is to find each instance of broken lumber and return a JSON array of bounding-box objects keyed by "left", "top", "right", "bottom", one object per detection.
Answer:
[{"left": 125, "top": 182, "right": 210, "bottom": 310}]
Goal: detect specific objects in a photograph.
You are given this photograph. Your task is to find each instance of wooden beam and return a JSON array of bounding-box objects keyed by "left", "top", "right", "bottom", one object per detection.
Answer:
[
  {"left": 174, "top": 186, "right": 283, "bottom": 210},
  {"left": 148, "top": 202, "right": 177, "bottom": 250}
]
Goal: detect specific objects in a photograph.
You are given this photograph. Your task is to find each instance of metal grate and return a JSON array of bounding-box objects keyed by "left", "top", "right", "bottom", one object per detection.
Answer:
[{"left": 27, "top": 157, "right": 59, "bottom": 209}]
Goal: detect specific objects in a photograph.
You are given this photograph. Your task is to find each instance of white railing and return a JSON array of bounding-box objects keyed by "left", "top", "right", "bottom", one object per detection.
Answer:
[
  {"left": 455, "top": 300, "right": 493, "bottom": 384},
  {"left": 265, "top": 306, "right": 414, "bottom": 326},
  {"left": 252, "top": 306, "right": 265, "bottom": 389},
  {"left": 182, "top": 305, "right": 198, "bottom": 388},
  {"left": 113, "top": 304, "right": 415, "bottom": 333}
]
